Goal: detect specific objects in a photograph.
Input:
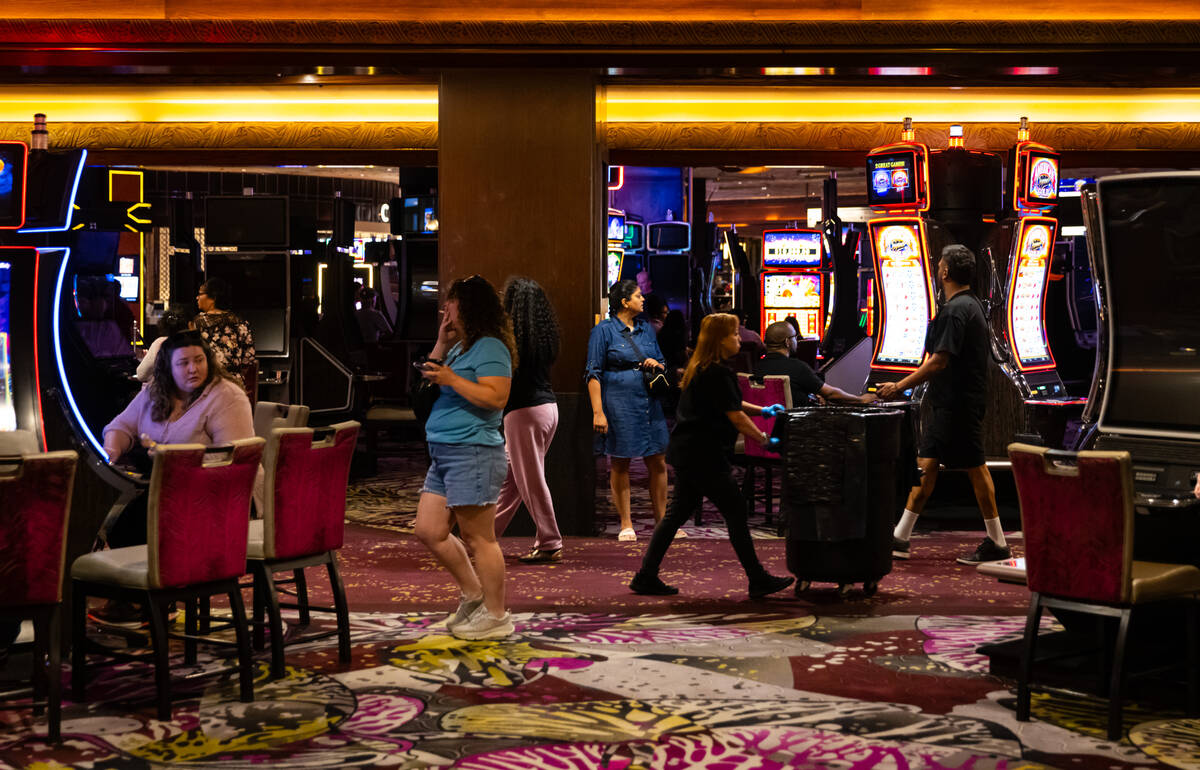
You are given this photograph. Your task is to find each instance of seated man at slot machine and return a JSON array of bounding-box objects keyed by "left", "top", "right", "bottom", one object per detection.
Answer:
[
  {"left": 879, "top": 244, "right": 1011, "bottom": 566},
  {"left": 755, "top": 321, "right": 876, "bottom": 407}
]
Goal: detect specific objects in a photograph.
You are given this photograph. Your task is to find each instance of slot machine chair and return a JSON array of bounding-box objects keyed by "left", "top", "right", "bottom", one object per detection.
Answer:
[
  {"left": 0, "top": 449, "right": 79, "bottom": 743},
  {"left": 247, "top": 422, "right": 359, "bottom": 679},
  {"left": 728, "top": 374, "right": 792, "bottom": 536},
  {"left": 71, "top": 439, "right": 264, "bottom": 720},
  {"left": 1008, "top": 444, "right": 1200, "bottom": 740}
]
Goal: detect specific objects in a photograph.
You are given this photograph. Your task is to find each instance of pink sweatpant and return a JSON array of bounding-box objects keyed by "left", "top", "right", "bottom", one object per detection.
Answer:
[{"left": 494, "top": 402, "right": 563, "bottom": 550}]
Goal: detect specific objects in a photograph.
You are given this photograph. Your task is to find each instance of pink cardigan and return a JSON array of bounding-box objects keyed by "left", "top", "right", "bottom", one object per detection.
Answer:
[{"left": 104, "top": 378, "right": 254, "bottom": 450}]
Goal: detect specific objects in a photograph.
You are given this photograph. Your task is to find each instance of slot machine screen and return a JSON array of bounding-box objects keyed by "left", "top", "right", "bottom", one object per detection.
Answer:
[
  {"left": 867, "top": 150, "right": 923, "bottom": 208},
  {"left": 607, "top": 212, "right": 626, "bottom": 242},
  {"left": 1024, "top": 152, "right": 1060, "bottom": 205},
  {"left": 648, "top": 222, "right": 690, "bottom": 252},
  {"left": 1099, "top": 175, "right": 1200, "bottom": 435},
  {"left": 871, "top": 220, "right": 932, "bottom": 367},
  {"left": 624, "top": 221, "right": 644, "bottom": 251},
  {"left": 205, "top": 196, "right": 289, "bottom": 248},
  {"left": 763, "top": 273, "right": 821, "bottom": 308},
  {"left": 1007, "top": 219, "right": 1056, "bottom": 370},
  {"left": 0, "top": 142, "right": 27, "bottom": 229},
  {"left": 606, "top": 249, "right": 624, "bottom": 290},
  {"left": 0, "top": 260, "right": 13, "bottom": 430},
  {"left": 115, "top": 275, "right": 139, "bottom": 302},
  {"left": 763, "top": 230, "right": 822, "bottom": 267}
]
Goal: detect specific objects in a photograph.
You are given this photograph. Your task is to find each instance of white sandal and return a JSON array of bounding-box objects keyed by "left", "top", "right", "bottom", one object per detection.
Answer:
[{"left": 618, "top": 527, "right": 637, "bottom": 542}]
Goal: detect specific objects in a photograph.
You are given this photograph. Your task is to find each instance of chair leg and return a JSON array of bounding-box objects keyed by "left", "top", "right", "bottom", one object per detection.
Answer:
[
  {"left": 1017, "top": 592, "right": 1043, "bottom": 723},
  {"left": 183, "top": 598, "right": 199, "bottom": 665},
  {"left": 47, "top": 606, "right": 62, "bottom": 743},
  {"left": 294, "top": 569, "right": 311, "bottom": 627},
  {"left": 260, "top": 568, "right": 286, "bottom": 680},
  {"left": 1108, "top": 608, "right": 1133, "bottom": 742},
  {"left": 198, "top": 595, "right": 211, "bottom": 635},
  {"left": 71, "top": 582, "right": 88, "bottom": 702},
  {"left": 1187, "top": 601, "right": 1198, "bottom": 715},
  {"left": 31, "top": 608, "right": 47, "bottom": 716},
  {"left": 326, "top": 554, "right": 352, "bottom": 664},
  {"left": 251, "top": 567, "right": 266, "bottom": 651},
  {"left": 145, "top": 597, "right": 173, "bottom": 721},
  {"left": 227, "top": 588, "right": 254, "bottom": 704}
]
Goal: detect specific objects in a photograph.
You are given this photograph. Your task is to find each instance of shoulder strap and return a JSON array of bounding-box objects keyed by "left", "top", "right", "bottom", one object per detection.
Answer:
[{"left": 624, "top": 325, "right": 648, "bottom": 362}]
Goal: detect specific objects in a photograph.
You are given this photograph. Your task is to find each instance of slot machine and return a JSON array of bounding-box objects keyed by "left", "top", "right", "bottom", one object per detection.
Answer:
[
  {"left": 606, "top": 209, "right": 625, "bottom": 291},
  {"left": 760, "top": 229, "right": 827, "bottom": 339},
  {"left": 863, "top": 131, "right": 935, "bottom": 394}
]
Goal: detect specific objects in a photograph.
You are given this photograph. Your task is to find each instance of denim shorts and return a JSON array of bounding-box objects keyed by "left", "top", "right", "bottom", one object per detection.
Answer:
[{"left": 421, "top": 442, "right": 508, "bottom": 509}]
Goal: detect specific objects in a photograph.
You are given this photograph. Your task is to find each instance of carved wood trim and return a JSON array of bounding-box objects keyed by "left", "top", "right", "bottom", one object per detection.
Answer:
[{"left": 0, "top": 121, "right": 437, "bottom": 150}]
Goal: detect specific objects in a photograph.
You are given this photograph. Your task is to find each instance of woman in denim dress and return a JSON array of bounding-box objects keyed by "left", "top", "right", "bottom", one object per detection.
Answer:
[{"left": 586, "top": 280, "right": 670, "bottom": 541}]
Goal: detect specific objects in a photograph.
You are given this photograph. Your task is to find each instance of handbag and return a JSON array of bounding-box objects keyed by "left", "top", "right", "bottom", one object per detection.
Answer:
[{"left": 623, "top": 328, "right": 671, "bottom": 400}]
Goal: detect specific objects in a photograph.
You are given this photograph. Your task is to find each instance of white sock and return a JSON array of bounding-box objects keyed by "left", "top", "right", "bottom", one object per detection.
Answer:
[
  {"left": 984, "top": 518, "right": 1007, "bottom": 548},
  {"left": 894, "top": 510, "right": 919, "bottom": 541}
]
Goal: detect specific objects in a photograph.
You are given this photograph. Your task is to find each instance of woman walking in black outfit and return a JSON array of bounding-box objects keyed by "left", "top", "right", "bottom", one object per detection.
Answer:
[{"left": 629, "top": 312, "right": 795, "bottom": 599}]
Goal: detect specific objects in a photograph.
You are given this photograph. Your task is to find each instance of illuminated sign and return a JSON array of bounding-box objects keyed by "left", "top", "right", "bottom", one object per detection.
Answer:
[
  {"left": 869, "top": 219, "right": 934, "bottom": 369},
  {"left": 866, "top": 144, "right": 929, "bottom": 211},
  {"left": 1007, "top": 218, "right": 1058, "bottom": 370},
  {"left": 763, "top": 229, "right": 822, "bottom": 267}
]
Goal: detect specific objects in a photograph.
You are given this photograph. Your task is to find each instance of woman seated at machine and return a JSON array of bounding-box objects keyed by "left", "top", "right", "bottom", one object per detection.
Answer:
[{"left": 101, "top": 330, "right": 255, "bottom": 549}]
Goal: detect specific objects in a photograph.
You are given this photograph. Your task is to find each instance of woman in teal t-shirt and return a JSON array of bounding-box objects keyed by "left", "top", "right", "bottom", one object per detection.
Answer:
[{"left": 415, "top": 275, "right": 517, "bottom": 641}]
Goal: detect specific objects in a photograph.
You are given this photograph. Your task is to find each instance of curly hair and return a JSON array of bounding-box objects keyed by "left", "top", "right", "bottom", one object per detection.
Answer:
[
  {"left": 940, "top": 244, "right": 977, "bottom": 287},
  {"left": 502, "top": 277, "right": 559, "bottom": 367},
  {"left": 147, "top": 331, "right": 240, "bottom": 422},
  {"left": 447, "top": 275, "right": 518, "bottom": 366},
  {"left": 680, "top": 312, "right": 739, "bottom": 391}
]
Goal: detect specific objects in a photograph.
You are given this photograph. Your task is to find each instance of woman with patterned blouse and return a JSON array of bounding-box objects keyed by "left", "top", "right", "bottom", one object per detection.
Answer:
[{"left": 193, "top": 277, "right": 256, "bottom": 376}]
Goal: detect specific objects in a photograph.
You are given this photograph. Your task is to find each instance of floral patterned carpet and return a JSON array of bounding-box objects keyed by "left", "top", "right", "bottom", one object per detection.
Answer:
[{"left": 1, "top": 444, "right": 1197, "bottom": 769}]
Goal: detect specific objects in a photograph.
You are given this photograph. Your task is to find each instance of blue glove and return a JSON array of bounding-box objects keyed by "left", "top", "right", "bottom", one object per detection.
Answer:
[
  {"left": 765, "top": 437, "right": 782, "bottom": 453},
  {"left": 761, "top": 404, "right": 786, "bottom": 418}
]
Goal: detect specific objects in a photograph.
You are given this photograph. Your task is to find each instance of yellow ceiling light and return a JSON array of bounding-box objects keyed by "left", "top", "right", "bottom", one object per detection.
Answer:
[
  {"left": 0, "top": 85, "right": 439, "bottom": 123},
  {"left": 604, "top": 86, "right": 1200, "bottom": 123}
]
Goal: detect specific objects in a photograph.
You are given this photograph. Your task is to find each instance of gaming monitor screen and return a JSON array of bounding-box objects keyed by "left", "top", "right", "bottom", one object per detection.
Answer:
[
  {"left": 763, "top": 229, "right": 823, "bottom": 267},
  {"left": 624, "top": 221, "right": 644, "bottom": 251},
  {"left": 0, "top": 260, "right": 12, "bottom": 430},
  {"left": 607, "top": 212, "right": 626, "bottom": 242},
  {"left": 205, "top": 196, "right": 289, "bottom": 249},
  {"left": 1007, "top": 219, "right": 1056, "bottom": 370},
  {"left": 1098, "top": 175, "right": 1200, "bottom": 435},
  {"left": 0, "top": 142, "right": 27, "bottom": 229},
  {"left": 205, "top": 254, "right": 289, "bottom": 355},
  {"left": 867, "top": 150, "right": 922, "bottom": 208},
  {"left": 870, "top": 220, "right": 932, "bottom": 367},
  {"left": 115, "top": 275, "right": 139, "bottom": 302},
  {"left": 1025, "top": 152, "right": 1060, "bottom": 205},
  {"left": 606, "top": 249, "right": 624, "bottom": 290},
  {"left": 648, "top": 222, "right": 690, "bottom": 252},
  {"left": 763, "top": 273, "right": 821, "bottom": 309}
]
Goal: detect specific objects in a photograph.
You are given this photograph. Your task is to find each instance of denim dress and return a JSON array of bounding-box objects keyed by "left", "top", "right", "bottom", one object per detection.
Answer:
[{"left": 585, "top": 317, "right": 670, "bottom": 458}]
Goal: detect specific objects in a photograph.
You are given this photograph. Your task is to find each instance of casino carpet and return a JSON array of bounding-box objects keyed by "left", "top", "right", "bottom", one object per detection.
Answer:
[{"left": 2, "top": 451, "right": 1197, "bottom": 769}]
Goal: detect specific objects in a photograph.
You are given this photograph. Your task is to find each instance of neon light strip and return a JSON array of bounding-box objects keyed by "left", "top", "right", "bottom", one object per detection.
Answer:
[
  {"left": 32, "top": 249, "right": 46, "bottom": 450},
  {"left": 353, "top": 262, "right": 374, "bottom": 289},
  {"left": 46, "top": 247, "right": 107, "bottom": 458},
  {"left": 0, "top": 141, "right": 28, "bottom": 231},
  {"left": 17, "top": 149, "right": 87, "bottom": 233}
]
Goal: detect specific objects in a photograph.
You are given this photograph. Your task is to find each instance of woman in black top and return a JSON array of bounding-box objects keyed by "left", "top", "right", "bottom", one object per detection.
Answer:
[
  {"left": 629, "top": 312, "right": 795, "bottom": 598},
  {"left": 493, "top": 278, "right": 565, "bottom": 563}
]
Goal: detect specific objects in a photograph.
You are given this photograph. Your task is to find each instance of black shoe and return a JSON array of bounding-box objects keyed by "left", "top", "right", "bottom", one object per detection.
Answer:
[
  {"left": 892, "top": 536, "right": 911, "bottom": 560},
  {"left": 629, "top": 574, "right": 679, "bottom": 596},
  {"left": 748, "top": 574, "right": 795, "bottom": 599},
  {"left": 518, "top": 548, "right": 562, "bottom": 564},
  {"left": 89, "top": 600, "right": 143, "bottom": 626},
  {"left": 956, "top": 537, "right": 1012, "bottom": 565}
]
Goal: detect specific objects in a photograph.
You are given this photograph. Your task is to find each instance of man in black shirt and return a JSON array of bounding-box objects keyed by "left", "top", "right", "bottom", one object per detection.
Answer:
[
  {"left": 878, "top": 244, "right": 1011, "bottom": 565},
  {"left": 754, "top": 321, "right": 877, "bottom": 406}
]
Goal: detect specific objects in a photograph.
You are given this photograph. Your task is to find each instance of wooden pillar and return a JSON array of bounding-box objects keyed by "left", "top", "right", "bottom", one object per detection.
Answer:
[{"left": 439, "top": 69, "right": 602, "bottom": 536}]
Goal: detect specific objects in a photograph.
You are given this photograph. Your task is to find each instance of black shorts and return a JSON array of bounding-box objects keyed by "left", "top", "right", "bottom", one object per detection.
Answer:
[{"left": 918, "top": 407, "right": 986, "bottom": 469}]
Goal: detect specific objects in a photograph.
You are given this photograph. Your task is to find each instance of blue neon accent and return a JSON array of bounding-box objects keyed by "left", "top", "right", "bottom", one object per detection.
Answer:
[
  {"left": 17, "top": 149, "right": 87, "bottom": 234},
  {"left": 46, "top": 246, "right": 108, "bottom": 459}
]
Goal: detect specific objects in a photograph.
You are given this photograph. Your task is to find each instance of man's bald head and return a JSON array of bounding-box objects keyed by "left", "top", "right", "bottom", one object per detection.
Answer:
[{"left": 764, "top": 321, "right": 797, "bottom": 348}]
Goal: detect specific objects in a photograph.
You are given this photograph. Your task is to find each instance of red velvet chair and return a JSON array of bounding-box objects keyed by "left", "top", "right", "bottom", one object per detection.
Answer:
[
  {"left": 1008, "top": 443, "right": 1200, "bottom": 740},
  {"left": 733, "top": 373, "right": 791, "bottom": 535},
  {"left": 247, "top": 422, "right": 359, "bottom": 679},
  {"left": 70, "top": 438, "right": 265, "bottom": 720},
  {"left": 0, "top": 449, "right": 78, "bottom": 742}
]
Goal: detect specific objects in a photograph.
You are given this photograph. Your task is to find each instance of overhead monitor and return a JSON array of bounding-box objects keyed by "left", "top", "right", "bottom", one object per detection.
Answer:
[
  {"left": 0, "top": 141, "right": 28, "bottom": 230},
  {"left": 648, "top": 221, "right": 690, "bottom": 252},
  {"left": 19, "top": 148, "right": 86, "bottom": 233},
  {"left": 1013, "top": 144, "right": 1060, "bottom": 211},
  {"left": 607, "top": 211, "right": 626, "bottom": 242},
  {"left": 868, "top": 218, "right": 934, "bottom": 369},
  {"left": 624, "top": 221, "right": 644, "bottom": 251},
  {"left": 763, "top": 229, "right": 823, "bottom": 268},
  {"left": 1006, "top": 217, "right": 1058, "bottom": 371},
  {"left": 1096, "top": 173, "right": 1200, "bottom": 439},
  {"left": 205, "top": 195, "right": 289, "bottom": 249},
  {"left": 866, "top": 145, "right": 928, "bottom": 210}
]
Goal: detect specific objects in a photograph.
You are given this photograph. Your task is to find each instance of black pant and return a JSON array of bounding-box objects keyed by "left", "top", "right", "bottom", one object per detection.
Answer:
[{"left": 637, "top": 462, "right": 767, "bottom": 582}]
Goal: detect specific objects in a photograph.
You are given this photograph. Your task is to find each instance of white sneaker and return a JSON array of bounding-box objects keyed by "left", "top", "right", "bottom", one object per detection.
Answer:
[
  {"left": 452, "top": 605, "right": 515, "bottom": 641},
  {"left": 618, "top": 528, "right": 637, "bottom": 542},
  {"left": 437, "top": 593, "right": 483, "bottom": 632},
  {"left": 674, "top": 529, "right": 689, "bottom": 539}
]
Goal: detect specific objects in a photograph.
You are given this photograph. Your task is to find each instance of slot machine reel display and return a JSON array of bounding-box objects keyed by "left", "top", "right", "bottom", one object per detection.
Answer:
[
  {"left": 869, "top": 220, "right": 935, "bottom": 373},
  {"left": 760, "top": 229, "right": 827, "bottom": 339},
  {"left": 1006, "top": 218, "right": 1059, "bottom": 376}
]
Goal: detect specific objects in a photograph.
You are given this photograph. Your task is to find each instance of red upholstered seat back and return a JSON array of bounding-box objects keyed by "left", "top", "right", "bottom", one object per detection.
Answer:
[
  {"left": 738, "top": 373, "right": 791, "bottom": 459},
  {"left": 0, "top": 451, "right": 78, "bottom": 606},
  {"left": 263, "top": 422, "right": 359, "bottom": 560},
  {"left": 147, "top": 439, "right": 265, "bottom": 589},
  {"left": 1008, "top": 443, "right": 1133, "bottom": 604}
]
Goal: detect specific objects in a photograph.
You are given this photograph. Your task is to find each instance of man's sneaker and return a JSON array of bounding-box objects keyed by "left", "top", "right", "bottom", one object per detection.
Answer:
[
  {"left": 892, "top": 536, "right": 911, "bottom": 560},
  {"left": 439, "top": 594, "right": 483, "bottom": 632},
  {"left": 956, "top": 537, "right": 1012, "bottom": 565},
  {"left": 748, "top": 573, "right": 795, "bottom": 599},
  {"left": 629, "top": 574, "right": 679, "bottom": 596},
  {"left": 451, "top": 605, "right": 515, "bottom": 641}
]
